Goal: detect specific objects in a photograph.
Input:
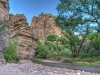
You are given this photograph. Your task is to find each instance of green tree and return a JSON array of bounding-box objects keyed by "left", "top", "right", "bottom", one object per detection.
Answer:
[
  {"left": 55, "top": 0, "right": 96, "bottom": 55},
  {"left": 56, "top": 0, "right": 100, "bottom": 31}
]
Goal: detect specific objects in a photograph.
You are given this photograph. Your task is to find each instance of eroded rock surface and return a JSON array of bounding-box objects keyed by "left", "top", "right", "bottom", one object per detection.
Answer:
[
  {"left": 30, "top": 13, "right": 61, "bottom": 43},
  {"left": 0, "top": 0, "right": 9, "bottom": 20},
  {"left": 9, "top": 14, "right": 38, "bottom": 60},
  {"left": 0, "top": 0, "right": 9, "bottom": 65}
]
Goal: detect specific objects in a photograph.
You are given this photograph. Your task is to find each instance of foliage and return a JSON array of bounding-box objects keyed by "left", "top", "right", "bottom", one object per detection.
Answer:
[
  {"left": 58, "top": 48, "right": 72, "bottom": 56},
  {"left": 56, "top": 0, "right": 100, "bottom": 29},
  {"left": 57, "top": 37, "right": 69, "bottom": 45},
  {"left": 3, "top": 42, "right": 19, "bottom": 63},
  {"left": 62, "top": 58, "right": 100, "bottom": 66},
  {"left": 46, "top": 34, "right": 57, "bottom": 42},
  {"left": 79, "top": 51, "right": 100, "bottom": 58},
  {"left": 35, "top": 41, "right": 50, "bottom": 59},
  {"left": 55, "top": 0, "right": 98, "bottom": 55},
  {"left": 35, "top": 35, "right": 72, "bottom": 60},
  {"left": 91, "top": 33, "right": 100, "bottom": 50},
  {"left": 45, "top": 41, "right": 59, "bottom": 51}
]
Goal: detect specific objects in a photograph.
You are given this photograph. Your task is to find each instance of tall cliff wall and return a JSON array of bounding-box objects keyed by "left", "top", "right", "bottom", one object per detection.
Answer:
[
  {"left": 9, "top": 14, "right": 38, "bottom": 60},
  {"left": 0, "top": 0, "right": 9, "bottom": 20},
  {"left": 0, "top": 0, "right": 9, "bottom": 65},
  {"left": 30, "top": 13, "right": 61, "bottom": 43},
  {"left": 0, "top": 0, "right": 62, "bottom": 62}
]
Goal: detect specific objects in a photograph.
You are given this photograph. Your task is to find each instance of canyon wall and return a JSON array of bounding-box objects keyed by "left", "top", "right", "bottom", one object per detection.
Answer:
[
  {"left": 0, "top": 0, "right": 9, "bottom": 20},
  {"left": 9, "top": 14, "right": 38, "bottom": 60},
  {"left": 30, "top": 13, "right": 61, "bottom": 43},
  {"left": 0, "top": 0, "right": 9, "bottom": 65},
  {"left": 0, "top": 0, "right": 62, "bottom": 63}
]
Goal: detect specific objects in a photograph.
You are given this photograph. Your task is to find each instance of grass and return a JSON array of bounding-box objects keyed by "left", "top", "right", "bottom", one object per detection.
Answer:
[{"left": 62, "top": 57, "right": 100, "bottom": 67}]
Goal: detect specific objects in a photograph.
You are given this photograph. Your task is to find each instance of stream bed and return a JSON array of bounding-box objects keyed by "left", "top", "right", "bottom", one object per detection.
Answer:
[{"left": 33, "top": 59, "right": 100, "bottom": 73}]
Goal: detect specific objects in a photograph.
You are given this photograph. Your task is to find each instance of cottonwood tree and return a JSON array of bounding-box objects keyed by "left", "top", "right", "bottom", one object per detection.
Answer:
[{"left": 55, "top": 0, "right": 100, "bottom": 55}]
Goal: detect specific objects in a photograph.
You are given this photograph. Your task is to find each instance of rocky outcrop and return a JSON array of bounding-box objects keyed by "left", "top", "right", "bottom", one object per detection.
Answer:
[
  {"left": 0, "top": 0, "right": 9, "bottom": 20},
  {"left": 0, "top": 21, "right": 9, "bottom": 65},
  {"left": 0, "top": 0, "right": 62, "bottom": 63},
  {"left": 0, "top": 0, "right": 9, "bottom": 65},
  {"left": 30, "top": 13, "right": 61, "bottom": 43},
  {"left": 9, "top": 14, "right": 38, "bottom": 60}
]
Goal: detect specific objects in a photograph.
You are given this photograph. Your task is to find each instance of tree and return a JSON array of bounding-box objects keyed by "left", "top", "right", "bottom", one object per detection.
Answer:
[
  {"left": 91, "top": 32, "right": 100, "bottom": 51},
  {"left": 56, "top": 0, "right": 100, "bottom": 31},
  {"left": 55, "top": 0, "right": 97, "bottom": 55}
]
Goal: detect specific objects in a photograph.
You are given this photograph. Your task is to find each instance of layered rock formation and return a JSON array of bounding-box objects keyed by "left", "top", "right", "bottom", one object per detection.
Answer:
[
  {"left": 9, "top": 14, "right": 38, "bottom": 60},
  {"left": 0, "top": 0, "right": 62, "bottom": 62},
  {"left": 0, "top": 0, "right": 9, "bottom": 65},
  {"left": 8, "top": 13, "right": 62, "bottom": 60},
  {"left": 30, "top": 13, "right": 61, "bottom": 43},
  {"left": 0, "top": 0, "right": 9, "bottom": 20}
]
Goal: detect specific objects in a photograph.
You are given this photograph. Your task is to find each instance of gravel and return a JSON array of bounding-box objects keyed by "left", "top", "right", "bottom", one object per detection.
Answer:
[{"left": 0, "top": 62, "right": 100, "bottom": 75}]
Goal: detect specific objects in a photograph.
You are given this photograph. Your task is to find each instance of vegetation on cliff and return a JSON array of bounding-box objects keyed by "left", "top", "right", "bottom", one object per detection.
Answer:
[{"left": 3, "top": 37, "right": 19, "bottom": 63}]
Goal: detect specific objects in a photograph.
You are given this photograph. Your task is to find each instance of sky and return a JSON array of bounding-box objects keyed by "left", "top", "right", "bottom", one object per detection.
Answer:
[{"left": 9, "top": 0, "right": 59, "bottom": 24}]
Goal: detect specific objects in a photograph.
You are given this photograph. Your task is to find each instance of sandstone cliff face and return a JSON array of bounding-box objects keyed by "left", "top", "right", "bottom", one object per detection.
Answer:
[
  {"left": 0, "top": 0, "right": 9, "bottom": 20},
  {"left": 0, "top": 0, "right": 62, "bottom": 63},
  {"left": 9, "top": 14, "right": 38, "bottom": 60},
  {"left": 0, "top": 0, "right": 9, "bottom": 65},
  {"left": 30, "top": 13, "right": 61, "bottom": 43}
]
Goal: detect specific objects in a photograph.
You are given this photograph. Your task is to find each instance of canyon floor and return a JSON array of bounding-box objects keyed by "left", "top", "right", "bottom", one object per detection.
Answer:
[{"left": 0, "top": 60, "right": 100, "bottom": 75}]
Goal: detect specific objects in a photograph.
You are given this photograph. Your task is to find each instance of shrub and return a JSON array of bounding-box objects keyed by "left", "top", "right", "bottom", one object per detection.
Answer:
[
  {"left": 58, "top": 48, "right": 72, "bottom": 57},
  {"left": 57, "top": 37, "right": 69, "bottom": 45},
  {"left": 3, "top": 42, "right": 19, "bottom": 63},
  {"left": 45, "top": 41, "right": 59, "bottom": 51},
  {"left": 91, "top": 33, "right": 100, "bottom": 51},
  {"left": 35, "top": 41, "right": 50, "bottom": 59},
  {"left": 46, "top": 34, "right": 57, "bottom": 42},
  {"left": 79, "top": 51, "right": 100, "bottom": 58}
]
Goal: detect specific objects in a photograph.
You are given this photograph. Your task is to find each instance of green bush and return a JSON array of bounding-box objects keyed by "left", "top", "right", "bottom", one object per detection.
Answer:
[
  {"left": 46, "top": 34, "right": 57, "bottom": 42},
  {"left": 3, "top": 42, "right": 19, "bottom": 63},
  {"left": 45, "top": 41, "right": 59, "bottom": 51},
  {"left": 58, "top": 48, "right": 72, "bottom": 57},
  {"left": 80, "top": 51, "right": 100, "bottom": 58},
  {"left": 91, "top": 33, "right": 100, "bottom": 51},
  {"left": 57, "top": 37, "right": 69, "bottom": 45},
  {"left": 35, "top": 41, "right": 50, "bottom": 59}
]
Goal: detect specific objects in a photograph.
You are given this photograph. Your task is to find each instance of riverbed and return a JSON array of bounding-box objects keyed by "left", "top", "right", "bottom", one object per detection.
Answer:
[
  {"left": 33, "top": 59, "right": 100, "bottom": 73},
  {"left": 0, "top": 60, "right": 100, "bottom": 75}
]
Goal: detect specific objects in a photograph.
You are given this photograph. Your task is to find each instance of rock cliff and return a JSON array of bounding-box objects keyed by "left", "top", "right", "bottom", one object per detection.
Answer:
[
  {"left": 30, "top": 13, "right": 61, "bottom": 43},
  {"left": 0, "top": 0, "right": 9, "bottom": 20},
  {"left": 9, "top": 14, "right": 38, "bottom": 60},
  {"left": 0, "top": 0, "right": 62, "bottom": 62},
  {"left": 0, "top": 0, "right": 9, "bottom": 65}
]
